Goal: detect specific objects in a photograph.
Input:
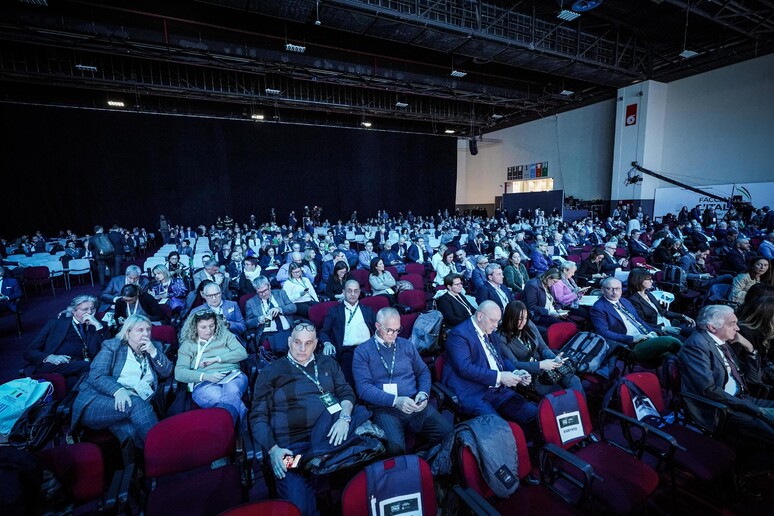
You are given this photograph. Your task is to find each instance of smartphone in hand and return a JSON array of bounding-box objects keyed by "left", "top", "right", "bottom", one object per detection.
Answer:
[{"left": 283, "top": 454, "right": 302, "bottom": 469}]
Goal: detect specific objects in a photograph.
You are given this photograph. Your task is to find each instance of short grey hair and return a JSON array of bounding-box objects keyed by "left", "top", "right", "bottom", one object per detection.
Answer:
[
  {"left": 600, "top": 276, "right": 621, "bottom": 289},
  {"left": 291, "top": 251, "right": 303, "bottom": 261},
  {"left": 344, "top": 279, "right": 360, "bottom": 290},
  {"left": 476, "top": 255, "right": 488, "bottom": 264},
  {"left": 696, "top": 304, "right": 735, "bottom": 331},
  {"left": 125, "top": 265, "right": 142, "bottom": 277},
  {"left": 252, "top": 275, "right": 270, "bottom": 289},
  {"left": 202, "top": 282, "right": 221, "bottom": 294},
  {"left": 376, "top": 307, "right": 400, "bottom": 324},
  {"left": 560, "top": 261, "right": 577, "bottom": 272},
  {"left": 484, "top": 263, "right": 502, "bottom": 277},
  {"left": 203, "top": 258, "right": 219, "bottom": 268}
]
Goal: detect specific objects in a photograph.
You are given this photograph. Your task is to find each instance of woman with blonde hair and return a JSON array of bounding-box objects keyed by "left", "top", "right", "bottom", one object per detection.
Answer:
[{"left": 72, "top": 314, "right": 172, "bottom": 447}]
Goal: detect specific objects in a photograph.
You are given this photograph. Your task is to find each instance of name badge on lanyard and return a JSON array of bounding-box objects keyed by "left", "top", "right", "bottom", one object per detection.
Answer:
[{"left": 319, "top": 392, "right": 342, "bottom": 414}]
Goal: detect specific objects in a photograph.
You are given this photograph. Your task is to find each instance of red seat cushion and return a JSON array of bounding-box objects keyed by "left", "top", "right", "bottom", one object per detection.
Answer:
[{"left": 574, "top": 444, "right": 659, "bottom": 513}]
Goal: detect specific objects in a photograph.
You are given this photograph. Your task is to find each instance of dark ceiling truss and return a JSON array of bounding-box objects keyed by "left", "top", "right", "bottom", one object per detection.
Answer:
[{"left": 0, "top": 0, "right": 771, "bottom": 136}]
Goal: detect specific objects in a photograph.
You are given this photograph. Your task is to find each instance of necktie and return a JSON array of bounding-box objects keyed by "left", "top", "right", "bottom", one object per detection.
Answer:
[
  {"left": 78, "top": 323, "right": 86, "bottom": 340},
  {"left": 718, "top": 343, "right": 747, "bottom": 393},
  {"left": 483, "top": 334, "right": 504, "bottom": 371},
  {"left": 614, "top": 302, "right": 649, "bottom": 335}
]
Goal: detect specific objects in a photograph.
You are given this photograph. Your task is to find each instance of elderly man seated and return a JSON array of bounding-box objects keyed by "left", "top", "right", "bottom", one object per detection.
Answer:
[
  {"left": 189, "top": 282, "right": 246, "bottom": 338},
  {"left": 678, "top": 304, "right": 774, "bottom": 449},
  {"left": 590, "top": 277, "right": 682, "bottom": 377},
  {"left": 251, "top": 322, "right": 355, "bottom": 515},
  {"left": 245, "top": 276, "right": 297, "bottom": 353},
  {"left": 353, "top": 307, "right": 453, "bottom": 456},
  {"left": 98, "top": 265, "right": 149, "bottom": 312},
  {"left": 24, "top": 295, "right": 111, "bottom": 388},
  {"left": 442, "top": 301, "right": 536, "bottom": 429}
]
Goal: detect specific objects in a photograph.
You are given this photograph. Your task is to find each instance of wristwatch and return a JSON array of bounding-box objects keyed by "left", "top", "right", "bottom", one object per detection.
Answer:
[{"left": 339, "top": 414, "right": 352, "bottom": 424}]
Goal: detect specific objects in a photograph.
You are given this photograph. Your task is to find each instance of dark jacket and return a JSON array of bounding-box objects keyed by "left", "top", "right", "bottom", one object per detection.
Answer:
[
  {"left": 115, "top": 292, "right": 167, "bottom": 324},
  {"left": 435, "top": 292, "right": 475, "bottom": 329},
  {"left": 320, "top": 302, "right": 376, "bottom": 354},
  {"left": 24, "top": 316, "right": 110, "bottom": 368}
]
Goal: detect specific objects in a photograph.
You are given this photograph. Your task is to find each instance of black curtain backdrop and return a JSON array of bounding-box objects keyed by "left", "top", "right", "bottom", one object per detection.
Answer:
[{"left": 1, "top": 104, "right": 456, "bottom": 237}]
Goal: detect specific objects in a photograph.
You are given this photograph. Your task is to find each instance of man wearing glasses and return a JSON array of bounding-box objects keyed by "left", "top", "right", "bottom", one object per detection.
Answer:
[
  {"left": 245, "top": 276, "right": 297, "bottom": 353},
  {"left": 442, "top": 301, "right": 536, "bottom": 429},
  {"left": 251, "top": 322, "right": 355, "bottom": 515},
  {"left": 470, "top": 255, "right": 489, "bottom": 294},
  {"left": 352, "top": 307, "right": 453, "bottom": 456},
  {"left": 190, "top": 282, "right": 246, "bottom": 337}
]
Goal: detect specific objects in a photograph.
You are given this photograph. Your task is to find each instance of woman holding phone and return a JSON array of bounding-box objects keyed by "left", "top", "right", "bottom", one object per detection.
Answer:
[
  {"left": 493, "top": 301, "right": 584, "bottom": 397},
  {"left": 282, "top": 262, "right": 319, "bottom": 318}
]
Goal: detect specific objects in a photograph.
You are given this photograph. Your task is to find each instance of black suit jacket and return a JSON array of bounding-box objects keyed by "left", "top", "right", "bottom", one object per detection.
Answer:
[
  {"left": 24, "top": 316, "right": 110, "bottom": 367},
  {"left": 435, "top": 292, "right": 475, "bottom": 329},
  {"left": 627, "top": 292, "right": 680, "bottom": 327},
  {"left": 319, "top": 303, "right": 375, "bottom": 354},
  {"left": 115, "top": 292, "right": 166, "bottom": 323}
]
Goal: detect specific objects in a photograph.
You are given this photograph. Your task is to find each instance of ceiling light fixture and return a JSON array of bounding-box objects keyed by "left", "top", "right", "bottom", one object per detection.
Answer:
[
  {"left": 679, "top": 5, "right": 699, "bottom": 59},
  {"left": 265, "top": 88, "right": 281, "bottom": 95},
  {"left": 557, "top": 9, "right": 580, "bottom": 21},
  {"left": 107, "top": 100, "right": 124, "bottom": 107},
  {"left": 450, "top": 70, "right": 467, "bottom": 78},
  {"left": 314, "top": 0, "right": 321, "bottom": 26},
  {"left": 444, "top": 129, "right": 455, "bottom": 134},
  {"left": 571, "top": 0, "right": 604, "bottom": 12},
  {"left": 75, "top": 64, "right": 97, "bottom": 72},
  {"left": 679, "top": 49, "right": 698, "bottom": 59},
  {"left": 285, "top": 43, "right": 306, "bottom": 53},
  {"left": 559, "top": 89, "right": 575, "bottom": 96},
  {"left": 491, "top": 114, "right": 503, "bottom": 119},
  {"left": 395, "top": 101, "right": 409, "bottom": 108},
  {"left": 361, "top": 121, "right": 372, "bottom": 128},
  {"left": 251, "top": 114, "right": 264, "bottom": 120}
]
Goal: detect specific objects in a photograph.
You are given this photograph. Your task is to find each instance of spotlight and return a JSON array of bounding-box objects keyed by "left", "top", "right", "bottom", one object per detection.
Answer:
[
  {"left": 361, "top": 121, "right": 372, "bottom": 128},
  {"left": 107, "top": 100, "right": 125, "bottom": 107},
  {"left": 251, "top": 114, "right": 264, "bottom": 120},
  {"left": 285, "top": 43, "right": 306, "bottom": 53},
  {"left": 444, "top": 129, "right": 455, "bottom": 134}
]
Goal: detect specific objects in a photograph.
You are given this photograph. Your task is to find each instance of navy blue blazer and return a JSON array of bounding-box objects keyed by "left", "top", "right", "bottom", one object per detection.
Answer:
[
  {"left": 523, "top": 277, "right": 555, "bottom": 318},
  {"left": 474, "top": 282, "right": 514, "bottom": 313},
  {"left": 441, "top": 318, "right": 515, "bottom": 413},
  {"left": 406, "top": 244, "right": 427, "bottom": 264},
  {"left": 0, "top": 277, "right": 22, "bottom": 312},
  {"left": 319, "top": 302, "right": 376, "bottom": 354},
  {"left": 590, "top": 297, "right": 657, "bottom": 346},
  {"left": 24, "top": 316, "right": 110, "bottom": 368}
]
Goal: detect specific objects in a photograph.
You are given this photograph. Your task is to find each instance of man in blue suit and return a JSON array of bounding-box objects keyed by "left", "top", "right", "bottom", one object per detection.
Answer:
[
  {"left": 320, "top": 280, "right": 376, "bottom": 385},
  {"left": 0, "top": 266, "right": 22, "bottom": 313},
  {"left": 590, "top": 277, "right": 681, "bottom": 366},
  {"left": 406, "top": 236, "right": 431, "bottom": 266},
  {"left": 475, "top": 264, "right": 514, "bottom": 313},
  {"left": 442, "top": 301, "right": 536, "bottom": 428},
  {"left": 470, "top": 255, "right": 489, "bottom": 294},
  {"left": 189, "top": 282, "right": 246, "bottom": 338}
]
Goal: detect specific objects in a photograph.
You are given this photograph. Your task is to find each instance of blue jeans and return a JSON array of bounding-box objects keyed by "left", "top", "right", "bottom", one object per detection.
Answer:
[
  {"left": 372, "top": 404, "right": 453, "bottom": 456},
  {"left": 191, "top": 372, "right": 248, "bottom": 423}
]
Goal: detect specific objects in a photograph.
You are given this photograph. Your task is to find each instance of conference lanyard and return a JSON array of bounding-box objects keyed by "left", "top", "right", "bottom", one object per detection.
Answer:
[
  {"left": 345, "top": 304, "right": 359, "bottom": 325},
  {"left": 287, "top": 355, "right": 325, "bottom": 394},
  {"left": 375, "top": 340, "right": 397, "bottom": 382}
]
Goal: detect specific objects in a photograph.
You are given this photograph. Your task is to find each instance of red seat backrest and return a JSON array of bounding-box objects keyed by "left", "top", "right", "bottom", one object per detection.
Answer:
[
  {"left": 38, "top": 443, "right": 104, "bottom": 504},
  {"left": 238, "top": 293, "right": 256, "bottom": 316},
  {"left": 309, "top": 300, "right": 338, "bottom": 329},
  {"left": 144, "top": 408, "right": 235, "bottom": 478},
  {"left": 397, "top": 290, "right": 426, "bottom": 313},
  {"left": 538, "top": 389, "right": 592, "bottom": 449},
  {"left": 400, "top": 273, "right": 424, "bottom": 291},
  {"left": 405, "top": 263, "right": 426, "bottom": 277},
  {"left": 359, "top": 295, "right": 390, "bottom": 313},
  {"left": 30, "top": 373, "right": 67, "bottom": 401},
  {"left": 619, "top": 372, "right": 665, "bottom": 419},
  {"left": 341, "top": 456, "right": 436, "bottom": 516},
  {"left": 219, "top": 500, "right": 301, "bottom": 516},
  {"left": 546, "top": 322, "right": 578, "bottom": 351},
  {"left": 24, "top": 266, "right": 50, "bottom": 281},
  {"left": 349, "top": 269, "right": 370, "bottom": 290},
  {"left": 399, "top": 312, "right": 419, "bottom": 339},
  {"left": 385, "top": 266, "right": 399, "bottom": 279},
  {"left": 151, "top": 324, "right": 178, "bottom": 346}
]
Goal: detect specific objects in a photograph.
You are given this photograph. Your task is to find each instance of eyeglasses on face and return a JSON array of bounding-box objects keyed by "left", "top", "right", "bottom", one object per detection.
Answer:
[
  {"left": 381, "top": 326, "right": 402, "bottom": 335},
  {"left": 204, "top": 292, "right": 222, "bottom": 298}
]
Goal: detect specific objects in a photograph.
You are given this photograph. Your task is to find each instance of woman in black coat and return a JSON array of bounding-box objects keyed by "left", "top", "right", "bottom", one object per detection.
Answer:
[{"left": 626, "top": 269, "right": 694, "bottom": 340}]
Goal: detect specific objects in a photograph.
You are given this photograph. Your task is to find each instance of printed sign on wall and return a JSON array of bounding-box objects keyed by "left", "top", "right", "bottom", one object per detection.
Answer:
[
  {"left": 507, "top": 162, "right": 549, "bottom": 180},
  {"left": 625, "top": 104, "right": 638, "bottom": 126}
]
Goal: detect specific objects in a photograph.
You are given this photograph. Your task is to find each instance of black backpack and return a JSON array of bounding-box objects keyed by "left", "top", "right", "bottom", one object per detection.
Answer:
[
  {"left": 94, "top": 234, "right": 115, "bottom": 256},
  {"left": 559, "top": 332, "right": 609, "bottom": 374},
  {"left": 8, "top": 399, "right": 59, "bottom": 452}
]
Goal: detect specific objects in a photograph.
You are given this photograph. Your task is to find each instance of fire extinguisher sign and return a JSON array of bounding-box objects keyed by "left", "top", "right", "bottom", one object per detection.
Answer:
[{"left": 625, "top": 104, "right": 638, "bottom": 126}]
